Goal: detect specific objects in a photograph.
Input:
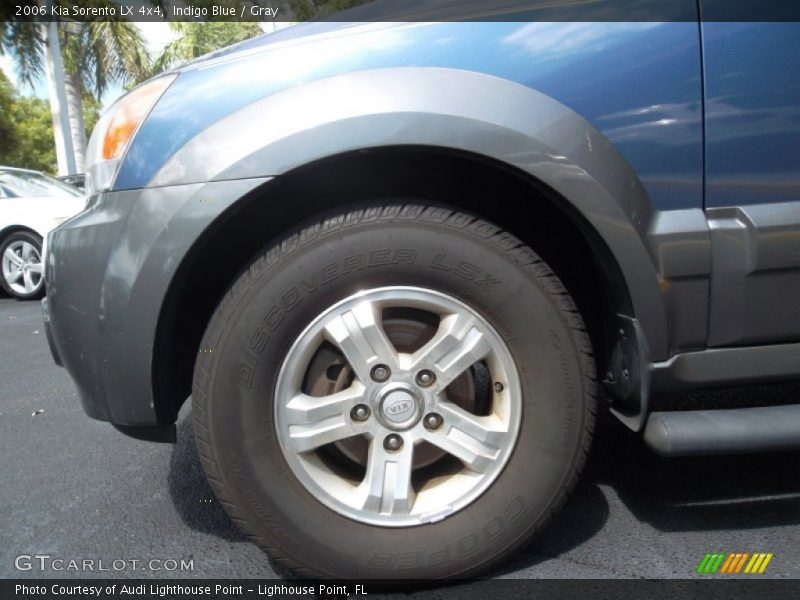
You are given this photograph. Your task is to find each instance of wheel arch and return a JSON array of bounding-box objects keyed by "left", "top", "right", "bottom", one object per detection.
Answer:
[
  {"left": 153, "top": 146, "right": 642, "bottom": 423},
  {"left": 149, "top": 67, "right": 667, "bottom": 425},
  {"left": 0, "top": 224, "right": 44, "bottom": 246}
]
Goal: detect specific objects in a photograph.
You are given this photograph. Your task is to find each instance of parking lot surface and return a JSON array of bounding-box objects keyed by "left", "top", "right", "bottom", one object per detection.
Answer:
[{"left": 2, "top": 295, "right": 799, "bottom": 579}]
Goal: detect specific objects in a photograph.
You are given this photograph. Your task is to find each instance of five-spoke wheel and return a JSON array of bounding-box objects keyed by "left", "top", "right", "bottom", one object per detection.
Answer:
[
  {"left": 0, "top": 232, "right": 45, "bottom": 299},
  {"left": 275, "top": 287, "right": 521, "bottom": 526}
]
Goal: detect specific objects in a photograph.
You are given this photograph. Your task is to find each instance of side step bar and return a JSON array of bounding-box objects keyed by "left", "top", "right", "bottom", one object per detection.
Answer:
[{"left": 644, "top": 404, "right": 800, "bottom": 456}]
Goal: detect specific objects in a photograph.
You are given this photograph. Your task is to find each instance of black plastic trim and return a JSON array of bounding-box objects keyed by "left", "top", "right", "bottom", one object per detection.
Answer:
[
  {"left": 645, "top": 405, "right": 800, "bottom": 456},
  {"left": 651, "top": 342, "right": 800, "bottom": 392}
]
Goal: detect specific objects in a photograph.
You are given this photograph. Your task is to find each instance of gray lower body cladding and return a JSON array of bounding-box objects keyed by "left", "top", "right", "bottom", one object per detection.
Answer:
[{"left": 43, "top": 178, "right": 271, "bottom": 427}]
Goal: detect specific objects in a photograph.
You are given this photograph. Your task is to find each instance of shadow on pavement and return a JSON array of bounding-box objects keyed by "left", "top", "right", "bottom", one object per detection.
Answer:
[
  {"left": 591, "top": 383, "right": 800, "bottom": 532},
  {"left": 167, "top": 383, "right": 800, "bottom": 572},
  {"left": 499, "top": 383, "right": 800, "bottom": 574},
  {"left": 168, "top": 416, "right": 247, "bottom": 542},
  {"left": 168, "top": 404, "right": 612, "bottom": 571},
  {"left": 495, "top": 478, "right": 611, "bottom": 575}
]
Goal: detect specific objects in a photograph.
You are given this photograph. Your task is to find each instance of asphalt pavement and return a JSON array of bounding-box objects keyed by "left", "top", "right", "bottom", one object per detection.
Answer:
[{"left": 2, "top": 294, "right": 799, "bottom": 580}]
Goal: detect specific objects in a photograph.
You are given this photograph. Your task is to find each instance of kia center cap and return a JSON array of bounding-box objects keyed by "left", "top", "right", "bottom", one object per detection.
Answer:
[{"left": 377, "top": 383, "right": 422, "bottom": 430}]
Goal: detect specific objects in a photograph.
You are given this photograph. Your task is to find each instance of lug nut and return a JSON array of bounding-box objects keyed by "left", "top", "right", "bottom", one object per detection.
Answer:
[
  {"left": 423, "top": 412, "right": 443, "bottom": 431},
  {"left": 494, "top": 382, "right": 504, "bottom": 393},
  {"left": 416, "top": 370, "right": 436, "bottom": 387},
  {"left": 350, "top": 404, "right": 370, "bottom": 422},
  {"left": 384, "top": 434, "right": 404, "bottom": 452},
  {"left": 371, "top": 364, "right": 391, "bottom": 382}
]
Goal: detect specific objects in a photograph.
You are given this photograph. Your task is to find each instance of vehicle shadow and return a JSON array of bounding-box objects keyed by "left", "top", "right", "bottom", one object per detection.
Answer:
[
  {"left": 168, "top": 384, "right": 800, "bottom": 575},
  {"left": 593, "top": 383, "right": 800, "bottom": 533},
  {"left": 167, "top": 414, "right": 247, "bottom": 542},
  {"left": 167, "top": 404, "right": 611, "bottom": 568},
  {"left": 496, "top": 382, "right": 800, "bottom": 575}
]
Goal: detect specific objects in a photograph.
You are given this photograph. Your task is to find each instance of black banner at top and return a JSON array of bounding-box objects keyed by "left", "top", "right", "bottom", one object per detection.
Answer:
[{"left": 2, "top": 0, "right": 800, "bottom": 23}]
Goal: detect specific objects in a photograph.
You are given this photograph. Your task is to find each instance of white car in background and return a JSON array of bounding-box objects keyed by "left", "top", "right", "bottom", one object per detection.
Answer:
[{"left": 0, "top": 167, "right": 85, "bottom": 299}]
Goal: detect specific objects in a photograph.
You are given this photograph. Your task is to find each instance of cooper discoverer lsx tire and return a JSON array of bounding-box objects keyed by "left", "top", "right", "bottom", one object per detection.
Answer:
[{"left": 192, "top": 203, "right": 596, "bottom": 579}]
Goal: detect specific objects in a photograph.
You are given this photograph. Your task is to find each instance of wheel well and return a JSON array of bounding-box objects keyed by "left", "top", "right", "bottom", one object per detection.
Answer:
[
  {"left": 0, "top": 225, "right": 41, "bottom": 246},
  {"left": 153, "top": 147, "right": 633, "bottom": 422}
]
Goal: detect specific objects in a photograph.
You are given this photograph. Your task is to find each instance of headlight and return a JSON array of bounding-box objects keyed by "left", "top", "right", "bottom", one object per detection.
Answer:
[{"left": 84, "top": 74, "right": 176, "bottom": 197}]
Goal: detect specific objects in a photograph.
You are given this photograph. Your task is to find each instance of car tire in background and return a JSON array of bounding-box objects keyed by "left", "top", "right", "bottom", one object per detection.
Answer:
[
  {"left": 0, "top": 230, "right": 45, "bottom": 300},
  {"left": 192, "top": 203, "right": 596, "bottom": 579}
]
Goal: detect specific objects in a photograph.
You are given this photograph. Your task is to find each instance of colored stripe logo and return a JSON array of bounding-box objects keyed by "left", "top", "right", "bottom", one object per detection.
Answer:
[{"left": 697, "top": 552, "right": 773, "bottom": 574}]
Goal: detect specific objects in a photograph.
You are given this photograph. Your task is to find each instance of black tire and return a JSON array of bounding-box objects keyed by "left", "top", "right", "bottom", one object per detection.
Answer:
[
  {"left": 0, "top": 231, "right": 45, "bottom": 300},
  {"left": 192, "top": 203, "right": 596, "bottom": 579}
]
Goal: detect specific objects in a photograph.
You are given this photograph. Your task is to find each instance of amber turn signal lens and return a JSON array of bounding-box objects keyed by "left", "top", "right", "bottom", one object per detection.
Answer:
[{"left": 102, "top": 77, "right": 174, "bottom": 160}]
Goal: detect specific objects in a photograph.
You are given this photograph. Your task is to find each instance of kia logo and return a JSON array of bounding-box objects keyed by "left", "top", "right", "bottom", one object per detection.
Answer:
[
  {"left": 381, "top": 389, "right": 418, "bottom": 423},
  {"left": 386, "top": 399, "right": 413, "bottom": 415}
]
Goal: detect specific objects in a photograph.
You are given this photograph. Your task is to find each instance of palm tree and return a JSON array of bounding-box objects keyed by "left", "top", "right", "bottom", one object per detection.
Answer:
[
  {"left": 0, "top": 8, "right": 149, "bottom": 172},
  {"left": 149, "top": 22, "right": 263, "bottom": 75}
]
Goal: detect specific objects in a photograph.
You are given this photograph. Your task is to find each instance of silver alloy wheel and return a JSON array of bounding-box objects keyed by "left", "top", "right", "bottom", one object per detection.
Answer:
[
  {"left": 274, "top": 286, "right": 522, "bottom": 527},
  {"left": 2, "top": 240, "right": 43, "bottom": 295}
]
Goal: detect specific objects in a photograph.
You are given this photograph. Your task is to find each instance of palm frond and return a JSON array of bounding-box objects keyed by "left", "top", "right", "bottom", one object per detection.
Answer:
[
  {"left": 85, "top": 20, "right": 150, "bottom": 95},
  {"left": 1, "top": 22, "right": 45, "bottom": 88}
]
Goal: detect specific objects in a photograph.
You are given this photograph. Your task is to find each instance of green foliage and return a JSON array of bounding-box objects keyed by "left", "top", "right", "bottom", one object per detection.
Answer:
[
  {"left": 0, "top": 17, "right": 45, "bottom": 91},
  {"left": 1, "top": 3, "right": 150, "bottom": 96},
  {"left": 147, "top": 0, "right": 370, "bottom": 76},
  {"left": 11, "top": 97, "right": 58, "bottom": 173},
  {"left": 1, "top": 0, "right": 371, "bottom": 171},
  {"left": 0, "top": 71, "right": 17, "bottom": 156},
  {"left": 150, "top": 22, "right": 263, "bottom": 75},
  {"left": 63, "top": 20, "right": 150, "bottom": 96},
  {"left": 2, "top": 5, "right": 148, "bottom": 172},
  {"left": 82, "top": 94, "right": 102, "bottom": 139},
  {"left": 0, "top": 95, "right": 57, "bottom": 174},
  {"left": 0, "top": 70, "right": 102, "bottom": 174}
]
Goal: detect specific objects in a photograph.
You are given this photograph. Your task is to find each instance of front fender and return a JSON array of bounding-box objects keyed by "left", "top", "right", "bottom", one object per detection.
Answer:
[{"left": 151, "top": 67, "right": 670, "bottom": 360}]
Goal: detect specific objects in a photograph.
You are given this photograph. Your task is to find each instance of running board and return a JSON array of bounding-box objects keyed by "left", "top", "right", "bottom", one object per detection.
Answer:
[
  {"left": 644, "top": 405, "right": 800, "bottom": 456},
  {"left": 650, "top": 342, "right": 800, "bottom": 392}
]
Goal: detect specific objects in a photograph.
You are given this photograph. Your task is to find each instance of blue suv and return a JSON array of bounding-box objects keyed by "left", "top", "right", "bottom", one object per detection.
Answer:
[{"left": 44, "top": 12, "right": 800, "bottom": 579}]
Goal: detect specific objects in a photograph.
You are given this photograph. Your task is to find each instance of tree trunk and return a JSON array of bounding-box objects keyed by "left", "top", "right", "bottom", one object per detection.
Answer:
[
  {"left": 41, "top": 20, "right": 76, "bottom": 176},
  {"left": 63, "top": 70, "right": 86, "bottom": 172}
]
